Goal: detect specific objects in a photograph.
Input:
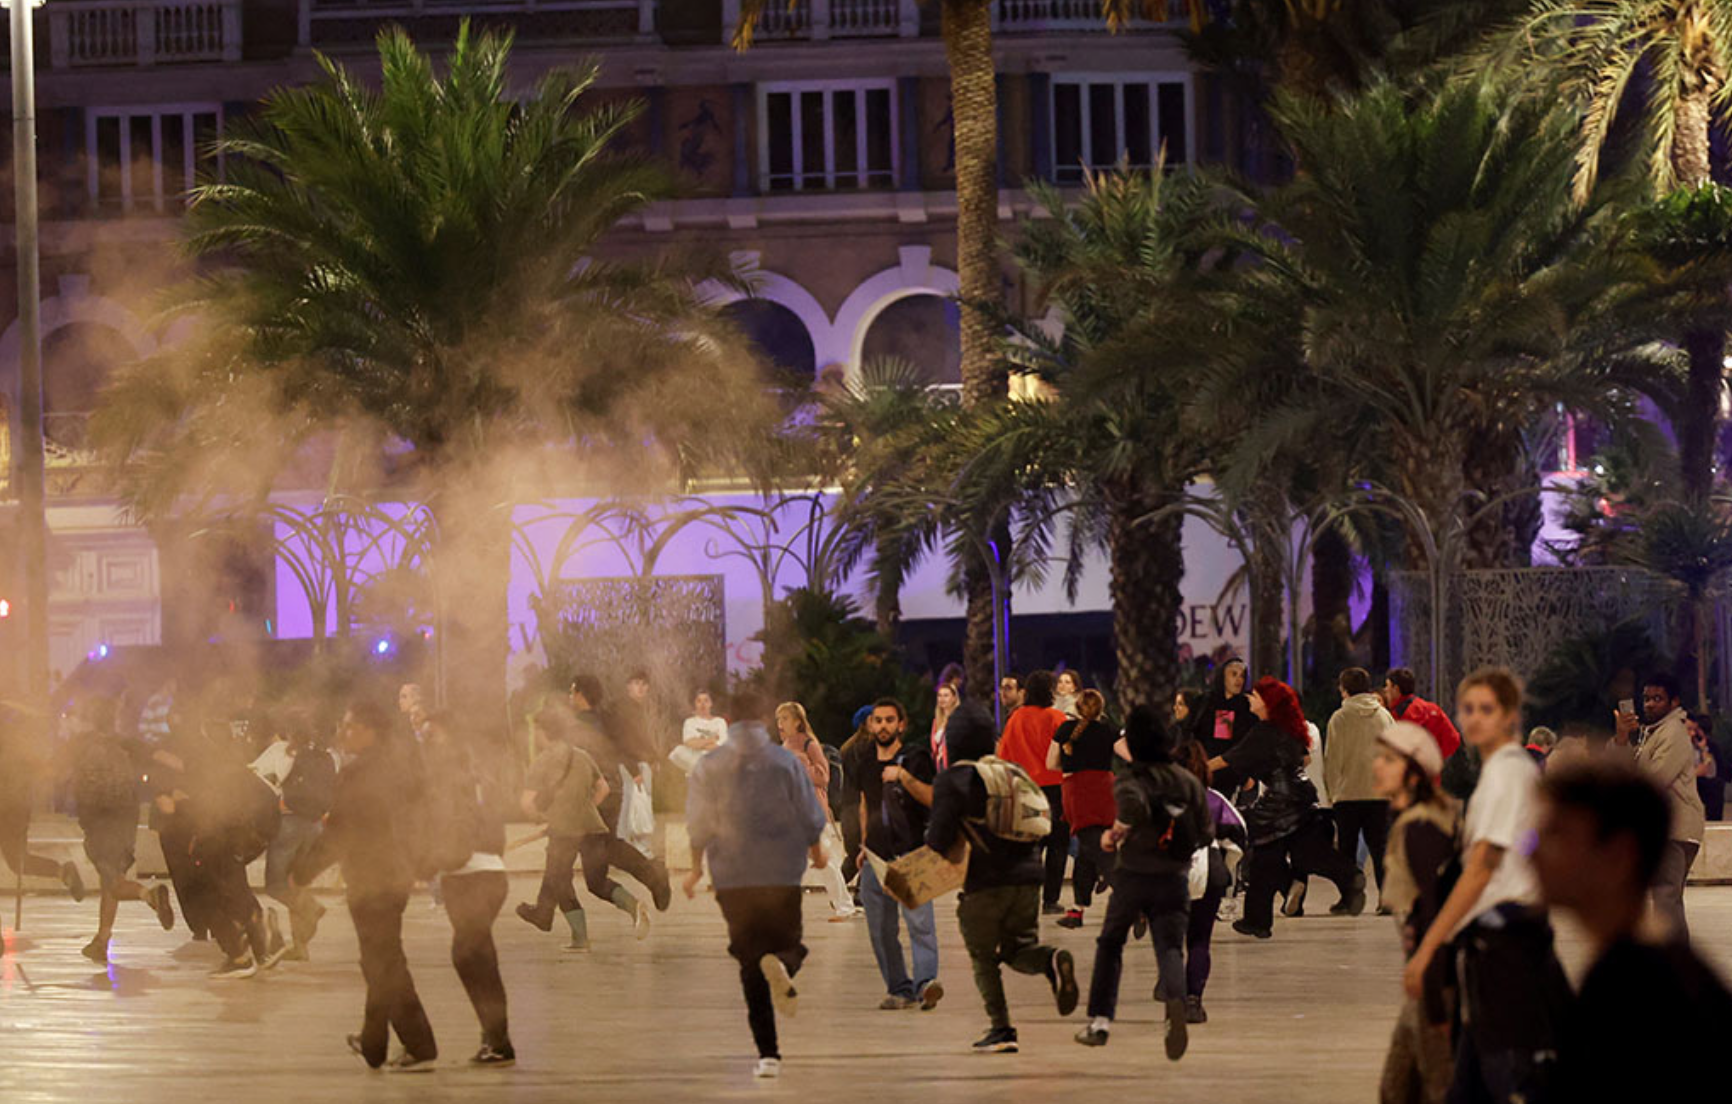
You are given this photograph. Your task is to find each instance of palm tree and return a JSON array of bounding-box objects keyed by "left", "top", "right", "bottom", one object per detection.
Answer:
[
  {"left": 1203, "top": 82, "right": 1639, "bottom": 571},
  {"left": 934, "top": 164, "right": 1233, "bottom": 711},
  {"left": 1478, "top": 0, "right": 1732, "bottom": 495},
  {"left": 93, "top": 25, "right": 771, "bottom": 737},
  {"left": 1617, "top": 497, "right": 1732, "bottom": 709},
  {"left": 732, "top": 0, "right": 1207, "bottom": 702}
]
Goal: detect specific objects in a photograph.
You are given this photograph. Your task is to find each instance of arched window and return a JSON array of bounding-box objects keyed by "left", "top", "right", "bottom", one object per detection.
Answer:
[
  {"left": 721, "top": 298, "right": 818, "bottom": 383},
  {"left": 860, "top": 294, "right": 961, "bottom": 387},
  {"left": 42, "top": 322, "right": 137, "bottom": 449}
]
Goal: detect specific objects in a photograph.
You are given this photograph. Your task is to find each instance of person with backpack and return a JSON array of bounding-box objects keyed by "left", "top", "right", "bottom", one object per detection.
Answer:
[
  {"left": 926, "top": 702, "right": 1078, "bottom": 1054},
  {"left": 857, "top": 697, "right": 941, "bottom": 1010},
  {"left": 1074, "top": 706, "right": 1210, "bottom": 1058},
  {"left": 187, "top": 737, "right": 283, "bottom": 978},
  {"left": 422, "top": 712, "right": 516, "bottom": 1068},
  {"left": 291, "top": 699, "right": 438, "bottom": 1072},
  {"left": 251, "top": 712, "right": 337, "bottom": 961},
  {"left": 1211, "top": 677, "right": 1367, "bottom": 939},
  {"left": 515, "top": 707, "right": 670, "bottom": 950},
  {"left": 685, "top": 690, "right": 830, "bottom": 1079},
  {"left": 775, "top": 701, "right": 858, "bottom": 921},
  {"left": 65, "top": 695, "right": 173, "bottom": 965}
]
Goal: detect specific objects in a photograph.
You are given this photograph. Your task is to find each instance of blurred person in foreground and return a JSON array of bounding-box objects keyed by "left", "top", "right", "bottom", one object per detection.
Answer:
[
  {"left": 1535, "top": 761, "right": 1732, "bottom": 1100},
  {"left": 685, "top": 689, "right": 828, "bottom": 1080},
  {"left": 0, "top": 702, "right": 85, "bottom": 901},
  {"left": 291, "top": 700, "right": 437, "bottom": 1072}
]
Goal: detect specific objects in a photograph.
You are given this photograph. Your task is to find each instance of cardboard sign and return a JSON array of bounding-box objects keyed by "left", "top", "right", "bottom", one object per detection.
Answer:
[{"left": 867, "top": 842, "right": 970, "bottom": 910}]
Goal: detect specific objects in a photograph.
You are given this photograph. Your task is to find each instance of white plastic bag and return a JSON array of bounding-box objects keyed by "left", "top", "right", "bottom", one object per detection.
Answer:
[
  {"left": 618, "top": 763, "right": 656, "bottom": 858},
  {"left": 1188, "top": 845, "right": 1211, "bottom": 899}
]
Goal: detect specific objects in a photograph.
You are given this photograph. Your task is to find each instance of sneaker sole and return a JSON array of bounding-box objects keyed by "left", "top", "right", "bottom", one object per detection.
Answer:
[
  {"left": 1166, "top": 1000, "right": 1189, "bottom": 1060},
  {"left": 921, "top": 982, "right": 944, "bottom": 1011},
  {"left": 1053, "top": 950, "right": 1079, "bottom": 1016},
  {"left": 760, "top": 955, "right": 799, "bottom": 1017},
  {"left": 974, "top": 1043, "right": 1019, "bottom": 1054}
]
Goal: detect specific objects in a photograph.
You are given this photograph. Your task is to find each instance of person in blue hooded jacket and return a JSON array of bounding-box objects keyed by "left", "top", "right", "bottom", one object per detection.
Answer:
[{"left": 684, "top": 689, "right": 829, "bottom": 1080}]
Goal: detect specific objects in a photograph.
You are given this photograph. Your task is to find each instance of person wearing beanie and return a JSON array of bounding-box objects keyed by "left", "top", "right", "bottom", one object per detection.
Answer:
[
  {"left": 927, "top": 703, "right": 1079, "bottom": 1054},
  {"left": 1372, "top": 722, "right": 1460, "bottom": 1104},
  {"left": 1211, "top": 677, "right": 1367, "bottom": 938},
  {"left": 1076, "top": 706, "right": 1211, "bottom": 1060}
]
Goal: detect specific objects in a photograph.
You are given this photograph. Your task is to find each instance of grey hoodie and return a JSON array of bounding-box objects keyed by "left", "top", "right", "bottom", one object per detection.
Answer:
[{"left": 1324, "top": 693, "right": 1394, "bottom": 804}]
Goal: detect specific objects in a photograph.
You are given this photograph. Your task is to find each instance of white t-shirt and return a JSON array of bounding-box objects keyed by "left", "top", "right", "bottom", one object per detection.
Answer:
[
  {"left": 682, "top": 716, "right": 728, "bottom": 747},
  {"left": 1454, "top": 742, "right": 1542, "bottom": 934}
]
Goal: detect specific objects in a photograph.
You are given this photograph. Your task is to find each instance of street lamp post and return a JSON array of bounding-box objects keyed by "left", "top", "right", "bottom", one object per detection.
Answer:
[{"left": 6, "top": 0, "right": 48, "bottom": 712}]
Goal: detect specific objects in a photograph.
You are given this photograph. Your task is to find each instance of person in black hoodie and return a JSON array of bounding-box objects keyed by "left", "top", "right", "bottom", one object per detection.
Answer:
[
  {"left": 422, "top": 711, "right": 515, "bottom": 1068},
  {"left": 1193, "top": 658, "right": 1254, "bottom": 760},
  {"left": 926, "top": 703, "right": 1079, "bottom": 1055},
  {"left": 292, "top": 699, "right": 437, "bottom": 1073},
  {"left": 1075, "top": 706, "right": 1211, "bottom": 1059}
]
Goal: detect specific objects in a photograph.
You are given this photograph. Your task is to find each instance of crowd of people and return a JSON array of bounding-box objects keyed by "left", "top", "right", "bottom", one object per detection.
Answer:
[{"left": 2, "top": 653, "right": 1730, "bottom": 1098}]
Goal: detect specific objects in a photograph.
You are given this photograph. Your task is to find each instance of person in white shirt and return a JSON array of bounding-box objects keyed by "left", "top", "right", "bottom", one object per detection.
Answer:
[
  {"left": 1611, "top": 672, "right": 1706, "bottom": 940},
  {"left": 1405, "top": 667, "right": 1568, "bottom": 1104},
  {"left": 669, "top": 690, "right": 728, "bottom": 774}
]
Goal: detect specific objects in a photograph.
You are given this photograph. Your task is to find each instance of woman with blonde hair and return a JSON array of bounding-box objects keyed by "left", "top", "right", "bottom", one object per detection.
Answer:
[{"left": 775, "top": 702, "right": 858, "bottom": 920}]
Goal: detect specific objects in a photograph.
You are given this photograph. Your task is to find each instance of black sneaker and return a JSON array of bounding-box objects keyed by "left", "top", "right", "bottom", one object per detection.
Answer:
[
  {"left": 62, "top": 862, "right": 87, "bottom": 903},
  {"left": 346, "top": 1034, "right": 367, "bottom": 1063},
  {"left": 1132, "top": 915, "right": 1148, "bottom": 940},
  {"left": 1185, "top": 995, "right": 1208, "bottom": 1024},
  {"left": 81, "top": 937, "right": 109, "bottom": 965},
  {"left": 1041, "top": 903, "right": 1064, "bottom": 916},
  {"left": 1074, "top": 1025, "right": 1109, "bottom": 1047},
  {"left": 1331, "top": 872, "right": 1368, "bottom": 917},
  {"left": 146, "top": 884, "right": 175, "bottom": 931},
  {"left": 650, "top": 861, "right": 673, "bottom": 912},
  {"left": 1165, "top": 999, "right": 1189, "bottom": 1060},
  {"left": 1056, "top": 909, "right": 1084, "bottom": 929},
  {"left": 471, "top": 1042, "right": 516, "bottom": 1068},
  {"left": 972, "top": 1026, "right": 1018, "bottom": 1054},
  {"left": 515, "top": 903, "right": 553, "bottom": 933},
  {"left": 1051, "top": 949, "right": 1079, "bottom": 1016},
  {"left": 1232, "top": 919, "right": 1273, "bottom": 940}
]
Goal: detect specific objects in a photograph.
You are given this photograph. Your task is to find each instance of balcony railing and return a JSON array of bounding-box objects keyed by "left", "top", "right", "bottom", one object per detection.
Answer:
[
  {"left": 721, "top": 0, "right": 1158, "bottom": 41},
  {"left": 300, "top": 0, "right": 654, "bottom": 47},
  {"left": 49, "top": 0, "right": 241, "bottom": 68}
]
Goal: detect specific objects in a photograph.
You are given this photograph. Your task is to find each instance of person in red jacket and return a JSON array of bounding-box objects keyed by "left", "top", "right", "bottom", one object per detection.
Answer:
[
  {"left": 1382, "top": 668, "right": 1461, "bottom": 761},
  {"left": 997, "top": 670, "right": 1070, "bottom": 915},
  {"left": 1047, "top": 689, "right": 1118, "bottom": 929}
]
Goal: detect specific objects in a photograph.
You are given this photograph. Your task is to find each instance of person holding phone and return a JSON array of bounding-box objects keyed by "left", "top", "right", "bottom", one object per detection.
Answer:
[{"left": 1611, "top": 674, "right": 1704, "bottom": 941}]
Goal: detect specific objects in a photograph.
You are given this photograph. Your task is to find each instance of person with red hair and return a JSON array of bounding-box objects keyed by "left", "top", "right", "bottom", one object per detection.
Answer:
[{"left": 1209, "top": 677, "right": 1366, "bottom": 939}]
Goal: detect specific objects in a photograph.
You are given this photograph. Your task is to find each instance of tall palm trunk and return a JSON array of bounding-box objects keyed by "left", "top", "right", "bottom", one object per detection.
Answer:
[
  {"left": 942, "top": 0, "right": 1008, "bottom": 704},
  {"left": 431, "top": 483, "right": 512, "bottom": 748},
  {"left": 1109, "top": 489, "right": 1184, "bottom": 713},
  {"left": 1309, "top": 525, "right": 1353, "bottom": 686},
  {"left": 1674, "top": 77, "right": 1725, "bottom": 499}
]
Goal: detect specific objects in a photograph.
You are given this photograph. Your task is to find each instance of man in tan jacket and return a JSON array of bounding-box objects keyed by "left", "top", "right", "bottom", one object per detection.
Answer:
[
  {"left": 1325, "top": 668, "right": 1394, "bottom": 906},
  {"left": 1613, "top": 672, "right": 1706, "bottom": 941}
]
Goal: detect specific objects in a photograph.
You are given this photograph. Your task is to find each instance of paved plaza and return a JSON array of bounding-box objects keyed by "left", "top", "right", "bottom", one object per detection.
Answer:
[{"left": 4, "top": 875, "right": 1729, "bottom": 1103}]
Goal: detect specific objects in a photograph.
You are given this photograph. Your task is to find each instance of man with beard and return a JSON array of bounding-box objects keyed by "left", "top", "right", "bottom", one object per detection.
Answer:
[{"left": 857, "top": 698, "right": 940, "bottom": 1010}]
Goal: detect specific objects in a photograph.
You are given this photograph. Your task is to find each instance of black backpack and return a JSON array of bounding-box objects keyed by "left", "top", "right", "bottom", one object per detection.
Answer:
[{"left": 1124, "top": 765, "right": 1205, "bottom": 862}]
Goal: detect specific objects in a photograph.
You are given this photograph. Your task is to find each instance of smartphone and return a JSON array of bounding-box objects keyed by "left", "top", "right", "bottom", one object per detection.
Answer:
[{"left": 1618, "top": 699, "right": 1635, "bottom": 716}]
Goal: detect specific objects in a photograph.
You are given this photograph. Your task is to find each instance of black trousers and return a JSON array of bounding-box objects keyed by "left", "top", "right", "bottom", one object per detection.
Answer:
[
  {"left": 350, "top": 891, "right": 436, "bottom": 1067},
  {"left": 716, "top": 886, "right": 806, "bottom": 1060},
  {"left": 839, "top": 798, "right": 862, "bottom": 884},
  {"left": 1040, "top": 785, "right": 1072, "bottom": 908},
  {"left": 191, "top": 836, "right": 265, "bottom": 961},
  {"left": 443, "top": 871, "right": 510, "bottom": 1051},
  {"left": 536, "top": 833, "right": 661, "bottom": 914},
  {"left": 1333, "top": 799, "right": 1391, "bottom": 889},
  {"left": 158, "top": 811, "right": 213, "bottom": 938},
  {"left": 1085, "top": 870, "right": 1189, "bottom": 1020},
  {"left": 1072, "top": 825, "right": 1112, "bottom": 908},
  {"left": 0, "top": 802, "right": 61, "bottom": 879},
  {"left": 1243, "top": 817, "right": 1361, "bottom": 931}
]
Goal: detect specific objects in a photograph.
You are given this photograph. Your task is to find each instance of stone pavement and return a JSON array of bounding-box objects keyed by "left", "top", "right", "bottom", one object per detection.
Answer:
[{"left": 4, "top": 875, "right": 1731, "bottom": 1103}]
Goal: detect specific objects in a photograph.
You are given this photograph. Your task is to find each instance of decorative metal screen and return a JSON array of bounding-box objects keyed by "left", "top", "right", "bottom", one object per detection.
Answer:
[
  {"left": 1391, "top": 566, "right": 1679, "bottom": 709},
  {"left": 532, "top": 574, "right": 727, "bottom": 712}
]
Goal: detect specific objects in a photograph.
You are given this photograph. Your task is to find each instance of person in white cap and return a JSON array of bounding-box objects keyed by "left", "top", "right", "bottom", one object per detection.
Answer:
[{"left": 1372, "top": 721, "right": 1460, "bottom": 1104}]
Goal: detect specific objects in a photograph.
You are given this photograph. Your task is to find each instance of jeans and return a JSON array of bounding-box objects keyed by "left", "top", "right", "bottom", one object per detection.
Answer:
[
  {"left": 955, "top": 883, "right": 1057, "bottom": 1030},
  {"left": 717, "top": 886, "right": 806, "bottom": 1059},
  {"left": 1085, "top": 869, "right": 1189, "bottom": 1019},
  {"left": 1652, "top": 839, "right": 1698, "bottom": 941},
  {"left": 442, "top": 871, "right": 510, "bottom": 1051},
  {"left": 1072, "top": 825, "right": 1112, "bottom": 908},
  {"left": 1040, "top": 785, "right": 1072, "bottom": 908},
  {"left": 858, "top": 860, "right": 937, "bottom": 1000},
  {"left": 265, "top": 814, "right": 323, "bottom": 898},
  {"left": 1186, "top": 882, "right": 1225, "bottom": 998},
  {"left": 1244, "top": 817, "right": 1362, "bottom": 931},
  {"left": 350, "top": 891, "right": 437, "bottom": 1068},
  {"left": 1333, "top": 800, "right": 1391, "bottom": 889}
]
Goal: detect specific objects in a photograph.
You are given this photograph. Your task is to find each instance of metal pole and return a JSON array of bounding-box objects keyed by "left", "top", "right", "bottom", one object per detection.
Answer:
[{"left": 10, "top": 0, "right": 48, "bottom": 716}]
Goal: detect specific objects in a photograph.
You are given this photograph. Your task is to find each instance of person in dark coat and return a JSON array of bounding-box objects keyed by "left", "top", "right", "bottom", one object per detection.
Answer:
[{"left": 1193, "top": 658, "right": 1254, "bottom": 760}]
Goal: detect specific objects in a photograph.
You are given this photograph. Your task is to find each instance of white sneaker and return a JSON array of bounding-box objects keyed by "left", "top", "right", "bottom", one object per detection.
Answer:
[
  {"left": 754, "top": 1058, "right": 781, "bottom": 1079},
  {"left": 634, "top": 901, "right": 652, "bottom": 941},
  {"left": 760, "top": 954, "right": 798, "bottom": 1017}
]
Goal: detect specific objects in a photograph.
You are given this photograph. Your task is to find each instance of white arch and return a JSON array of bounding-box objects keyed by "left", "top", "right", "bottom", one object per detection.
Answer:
[
  {"left": 1, "top": 276, "right": 158, "bottom": 441},
  {"left": 833, "top": 245, "right": 961, "bottom": 385},
  {"left": 697, "top": 252, "right": 839, "bottom": 371}
]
